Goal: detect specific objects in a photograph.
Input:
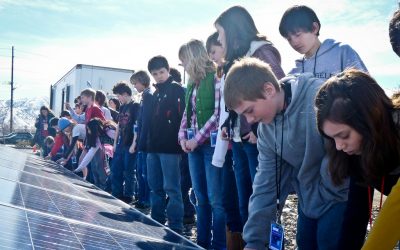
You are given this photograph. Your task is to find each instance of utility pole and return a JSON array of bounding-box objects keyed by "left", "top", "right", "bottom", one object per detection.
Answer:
[{"left": 10, "top": 46, "right": 14, "bottom": 133}]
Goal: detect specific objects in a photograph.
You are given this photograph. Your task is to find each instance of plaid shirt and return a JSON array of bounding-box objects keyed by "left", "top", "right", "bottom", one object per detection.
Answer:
[{"left": 179, "top": 78, "right": 221, "bottom": 145}]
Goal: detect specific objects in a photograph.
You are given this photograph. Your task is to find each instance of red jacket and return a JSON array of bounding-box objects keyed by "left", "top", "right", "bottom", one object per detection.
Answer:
[
  {"left": 85, "top": 104, "right": 105, "bottom": 124},
  {"left": 50, "top": 133, "right": 68, "bottom": 156}
]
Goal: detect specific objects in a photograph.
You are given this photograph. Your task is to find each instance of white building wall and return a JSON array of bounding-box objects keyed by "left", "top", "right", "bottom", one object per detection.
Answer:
[
  {"left": 78, "top": 65, "right": 133, "bottom": 96},
  {"left": 52, "top": 70, "right": 77, "bottom": 115},
  {"left": 51, "top": 65, "right": 134, "bottom": 116}
]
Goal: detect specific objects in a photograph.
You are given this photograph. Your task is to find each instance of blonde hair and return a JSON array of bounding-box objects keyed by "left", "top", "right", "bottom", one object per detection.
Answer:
[{"left": 179, "top": 39, "right": 216, "bottom": 83}]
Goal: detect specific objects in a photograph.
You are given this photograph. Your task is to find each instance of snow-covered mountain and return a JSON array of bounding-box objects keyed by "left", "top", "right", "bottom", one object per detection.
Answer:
[{"left": 0, "top": 97, "right": 49, "bottom": 133}]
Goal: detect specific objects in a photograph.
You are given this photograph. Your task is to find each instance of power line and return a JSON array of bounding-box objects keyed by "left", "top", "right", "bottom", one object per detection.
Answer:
[{"left": 15, "top": 49, "right": 52, "bottom": 59}]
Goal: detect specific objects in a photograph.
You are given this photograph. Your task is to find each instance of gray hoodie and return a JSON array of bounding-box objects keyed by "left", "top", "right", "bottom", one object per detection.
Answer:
[
  {"left": 243, "top": 73, "right": 349, "bottom": 249},
  {"left": 289, "top": 38, "right": 368, "bottom": 78}
]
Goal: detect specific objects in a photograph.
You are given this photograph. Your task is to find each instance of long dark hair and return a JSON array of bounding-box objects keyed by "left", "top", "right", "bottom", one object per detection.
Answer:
[
  {"left": 86, "top": 118, "right": 104, "bottom": 148},
  {"left": 39, "top": 106, "right": 55, "bottom": 118},
  {"left": 86, "top": 118, "right": 116, "bottom": 148},
  {"left": 215, "top": 6, "right": 266, "bottom": 62},
  {"left": 315, "top": 69, "right": 400, "bottom": 185},
  {"left": 109, "top": 98, "right": 120, "bottom": 111}
]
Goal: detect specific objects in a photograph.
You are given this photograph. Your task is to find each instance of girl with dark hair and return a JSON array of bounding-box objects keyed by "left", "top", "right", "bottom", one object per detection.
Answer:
[
  {"left": 206, "top": 31, "right": 225, "bottom": 79},
  {"left": 108, "top": 98, "right": 120, "bottom": 122},
  {"left": 74, "top": 118, "right": 116, "bottom": 190},
  {"left": 315, "top": 68, "right": 400, "bottom": 249},
  {"left": 206, "top": 31, "right": 244, "bottom": 249},
  {"left": 95, "top": 90, "right": 113, "bottom": 121},
  {"left": 34, "top": 106, "right": 55, "bottom": 149},
  {"left": 109, "top": 98, "right": 121, "bottom": 111},
  {"left": 215, "top": 6, "right": 285, "bottom": 78},
  {"left": 214, "top": 5, "right": 285, "bottom": 238}
]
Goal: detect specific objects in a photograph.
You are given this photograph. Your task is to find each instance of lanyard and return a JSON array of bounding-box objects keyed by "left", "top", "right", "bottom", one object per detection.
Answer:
[
  {"left": 302, "top": 46, "right": 321, "bottom": 76},
  {"left": 274, "top": 116, "right": 284, "bottom": 224},
  {"left": 273, "top": 82, "right": 292, "bottom": 224},
  {"left": 367, "top": 177, "right": 385, "bottom": 227}
]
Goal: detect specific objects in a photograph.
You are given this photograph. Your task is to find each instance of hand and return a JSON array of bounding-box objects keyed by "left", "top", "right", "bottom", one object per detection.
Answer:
[
  {"left": 129, "top": 143, "right": 136, "bottom": 154},
  {"left": 44, "top": 155, "right": 52, "bottom": 160},
  {"left": 185, "top": 139, "right": 198, "bottom": 152},
  {"left": 74, "top": 166, "right": 86, "bottom": 173},
  {"left": 180, "top": 139, "right": 190, "bottom": 153},
  {"left": 56, "top": 158, "right": 65, "bottom": 164},
  {"left": 221, "top": 127, "right": 230, "bottom": 141},
  {"left": 65, "top": 102, "right": 71, "bottom": 110},
  {"left": 243, "top": 131, "right": 257, "bottom": 144}
]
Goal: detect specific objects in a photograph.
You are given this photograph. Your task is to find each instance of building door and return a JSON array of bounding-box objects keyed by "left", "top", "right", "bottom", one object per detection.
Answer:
[
  {"left": 66, "top": 85, "right": 71, "bottom": 103},
  {"left": 61, "top": 88, "right": 65, "bottom": 113}
]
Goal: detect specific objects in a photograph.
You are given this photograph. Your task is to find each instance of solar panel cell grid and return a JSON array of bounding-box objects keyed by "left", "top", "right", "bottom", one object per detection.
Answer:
[{"left": 0, "top": 146, "right": 200, "bottom": 250}]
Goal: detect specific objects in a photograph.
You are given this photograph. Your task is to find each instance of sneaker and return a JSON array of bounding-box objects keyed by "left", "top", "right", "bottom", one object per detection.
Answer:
[
  {"left": 135, "top": 202, "right": 150, "bottom": 209},
  {"left": 121, "top": 196, "right": 133, "bottom": 204}
]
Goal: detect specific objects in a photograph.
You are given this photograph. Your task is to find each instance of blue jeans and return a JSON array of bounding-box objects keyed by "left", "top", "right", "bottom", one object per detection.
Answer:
[
  {"left": 90, "top": 148, "right": 108, "bottom": 190},
  {"left": 136, "top": 151, "right": 150, "bottom": 205},
  {"left": 189, "top": 144, "right": 226, "bottom": 250},
  {"left": 147, "top": 153, "right": 183, "bottom": 232},
  {"left": 296, "top": 202, "right": 347, "bottom": 250},
  {"left": 111, "top": 143, "right": 136, "bottom": 199},
  {"left": 232, "top": 141, "right": 258, "bottom": 226},
  {"left": 222, "top": 149, "right": 242, "bottom": 233},
  {"left": 180, "top": 153, "right": 195, "bottom": 218}
]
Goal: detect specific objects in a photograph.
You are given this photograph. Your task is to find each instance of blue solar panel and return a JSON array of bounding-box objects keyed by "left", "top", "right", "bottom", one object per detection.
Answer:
[{"left": 0, "top": 146, "right": 201, "bottom": 249}]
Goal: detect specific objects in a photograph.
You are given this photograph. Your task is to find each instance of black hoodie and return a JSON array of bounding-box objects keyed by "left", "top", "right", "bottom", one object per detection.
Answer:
[{"left": 147, "top": 76, "right": 185, "bottom": 154}]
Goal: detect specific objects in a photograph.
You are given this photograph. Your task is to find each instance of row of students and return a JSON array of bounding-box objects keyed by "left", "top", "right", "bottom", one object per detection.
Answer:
[
  {"left": 37, "top": 4, "right": 399, "bottom": 249},
  {"left": 221, "top": 5, "right": 399, "bottom": 250}
]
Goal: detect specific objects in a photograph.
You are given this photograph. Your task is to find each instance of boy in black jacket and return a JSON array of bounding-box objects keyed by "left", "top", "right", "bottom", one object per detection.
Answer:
[{"left": 146, "top": 56, "right": 185, "bottom": 233}]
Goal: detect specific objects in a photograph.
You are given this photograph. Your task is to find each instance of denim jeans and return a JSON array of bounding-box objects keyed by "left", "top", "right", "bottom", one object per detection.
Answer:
[
  {"left": 147, "top": 153, "right": 184, "bottom": 232},
  {"left": 90, "top": 148, "right": 108, "bottom": 190},
  {"left": 296, "top": 201, "right": 347, "bottom": 250},
  {"left": 222, "top": 149, "right": 243, "bottom": 233},
  {"left": 111, "top": 143, "right": 136, "bottom": 199},
  {"left": 232, "top": 141, "right": 258, "bottom": 226},
  {"left": 136, "top": 151, "right": 150, "bottom": 205},
  {"left": 189, "top": 144, "right": 226, "bottom": 250},
  {"left": 180, "top": 153, "right": 195, "bottom": 218}
]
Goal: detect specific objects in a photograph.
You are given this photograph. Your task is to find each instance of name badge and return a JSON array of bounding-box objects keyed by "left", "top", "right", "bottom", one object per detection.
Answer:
[
  {"left": 187, "top": 128, "right": 195, "bottom": 140},
  {"left": 269, "top": 222, "right": 284, "bottom": 250}
]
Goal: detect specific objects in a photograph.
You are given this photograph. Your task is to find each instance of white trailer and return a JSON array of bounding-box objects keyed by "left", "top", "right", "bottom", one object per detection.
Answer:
[{"left": 50, "top": 64, "right": 134, "bottom": 115}]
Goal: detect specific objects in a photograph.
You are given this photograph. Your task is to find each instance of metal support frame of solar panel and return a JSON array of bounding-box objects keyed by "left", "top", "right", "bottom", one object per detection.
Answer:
[{"left": 0, "top": 146, "right": 201, "bottom": 249}]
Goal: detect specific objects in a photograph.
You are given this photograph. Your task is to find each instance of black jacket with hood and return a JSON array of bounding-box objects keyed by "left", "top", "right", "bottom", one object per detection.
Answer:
[{"left": 147, "top": 76, "right": 185, "bottom": 154}]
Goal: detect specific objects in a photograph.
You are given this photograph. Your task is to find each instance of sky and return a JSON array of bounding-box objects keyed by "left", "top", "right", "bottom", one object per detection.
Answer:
[{"left": 0, "top": 0, "right": 399, "bottom": 100}]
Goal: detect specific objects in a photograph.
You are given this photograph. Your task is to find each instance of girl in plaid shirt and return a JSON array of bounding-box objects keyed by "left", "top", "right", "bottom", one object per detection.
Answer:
[{"left": 178, "top": 39, "right": 225, "bottom": 250}]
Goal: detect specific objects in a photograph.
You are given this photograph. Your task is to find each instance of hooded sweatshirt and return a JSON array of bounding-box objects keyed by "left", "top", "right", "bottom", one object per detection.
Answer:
[
  {"left": 289, "top": 38, "right": 368, "bottom": 78},
  {"left": 243, "top": 73, "right": 349, "bottom": 249}
]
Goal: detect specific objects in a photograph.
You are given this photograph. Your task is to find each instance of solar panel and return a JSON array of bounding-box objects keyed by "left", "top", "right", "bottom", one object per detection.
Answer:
[{"left": 0, "top": 146, "right": 201, "bottom": 249}]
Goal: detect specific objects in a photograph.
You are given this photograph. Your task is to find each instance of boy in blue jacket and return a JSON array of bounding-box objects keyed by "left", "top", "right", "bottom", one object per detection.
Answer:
[
  {"left": 130, "top": 70, "right": 153, "bottom": 209},
  {"left": 224, "top": 57, "right": 348, "bottom": 250}
]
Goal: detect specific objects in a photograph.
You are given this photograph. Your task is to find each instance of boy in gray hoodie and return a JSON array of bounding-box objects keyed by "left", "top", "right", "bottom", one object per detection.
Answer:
[
  {"left": 224, "top": 57, "right": 348, "bottom": 250},
  {"left": 279, "top": 5, "right": 368, "bottom": 78}
]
